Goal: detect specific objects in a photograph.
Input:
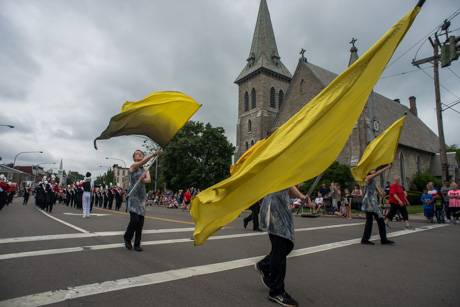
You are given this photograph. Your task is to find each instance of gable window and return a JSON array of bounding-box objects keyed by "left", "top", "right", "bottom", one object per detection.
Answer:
[
  {"left": 270, "top": 87, "right": 276, "bottom": 108},
  {"left": 251, "top": 88, "right": 256, "bottom": 109},
  {"left": 279, "top": 90, "right": 284, "bottom": 108},
  {"left": 244, "top": 91, "right": 249, "bottom": 112},
  {"left": 300, "top": 79, "right": 305, "bottom": 94}
]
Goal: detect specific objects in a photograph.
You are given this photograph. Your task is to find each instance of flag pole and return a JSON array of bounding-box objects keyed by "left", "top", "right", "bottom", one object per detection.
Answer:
[
  {"left": 127, "top": 150, "right": 161, "bottom": 198},
  {"left": 296, "top": 173, "right": 324, "bottom": 215}
]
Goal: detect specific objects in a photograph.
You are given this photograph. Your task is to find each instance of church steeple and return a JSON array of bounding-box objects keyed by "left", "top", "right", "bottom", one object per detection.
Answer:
[
  {"left": 348, "top": 37, "right": 359, "bottom": 66},
  {"left": 235, "top": 0, "right": 291, "bottom": 84}
]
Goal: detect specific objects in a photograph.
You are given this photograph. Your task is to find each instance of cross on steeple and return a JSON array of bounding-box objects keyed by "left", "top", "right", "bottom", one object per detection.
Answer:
[
  {"left": 349, "top": 37, "right": 357, "bottom": 48},
  {"left": 348, "top": 37, "right": 359, "bottom": 66},
  {"left": 300, "top": 48, "right": 307, "bottom": 62}
]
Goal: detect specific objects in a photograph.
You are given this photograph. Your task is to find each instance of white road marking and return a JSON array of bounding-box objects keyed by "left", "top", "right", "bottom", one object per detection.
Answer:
[
  {"left": 63, "top": 213, "right": 111, "bottom": 217},
  {"left": 0, "top": 222, "right": 364, "bottom": 260},
  {"left": 0, "top": 228, "right": 195, "bottom": 244},
  {"left": 36, "top": 209, "right": 89, "bottom": 234},
  {"left": 0, "top": 224, "right": 446, "bottom": 307}
]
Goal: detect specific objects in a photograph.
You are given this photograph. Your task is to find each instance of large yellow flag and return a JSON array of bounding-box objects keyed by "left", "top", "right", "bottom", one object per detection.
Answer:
[
  {"left": 191, "top": 2, "right": 423, "bottom": 245},
  {"left": 94, "top": 91, "right": 201, "bottom": 149},
  {"left": 352, "top": 116, "right": 406, "bottom": 182}
]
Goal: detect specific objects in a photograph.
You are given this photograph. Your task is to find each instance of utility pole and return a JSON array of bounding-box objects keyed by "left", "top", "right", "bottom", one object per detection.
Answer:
[
  {"left": 431, "top": 40, "right": 449, "bottom": 182},
  {"left": 412, "top": 19, "right": 460, "bottom": 182}
]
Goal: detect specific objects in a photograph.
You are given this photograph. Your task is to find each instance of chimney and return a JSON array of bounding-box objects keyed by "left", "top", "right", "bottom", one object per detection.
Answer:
[
  {"left": 393, "top": 98, "right": 400, "bottom": 104},
  {"left": 409, "top": 96, "right": 418, "bottom": 116}
]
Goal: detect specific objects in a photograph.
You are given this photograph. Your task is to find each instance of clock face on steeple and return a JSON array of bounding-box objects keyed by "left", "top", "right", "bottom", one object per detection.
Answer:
[{"left": 373, "top": 119, "right": 380, "bottom": 133}]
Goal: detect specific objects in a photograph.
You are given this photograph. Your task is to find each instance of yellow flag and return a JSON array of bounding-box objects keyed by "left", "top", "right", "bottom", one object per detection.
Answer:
[
  {"left": 191, "top": 3, "right": 423, "bottom": 245},
  {"left": 352, "top": 116, "right": 406, "bottom": 182},
  {"left": 94, "top": 91, "right": 201, "bottom": 149},
  {"left": 230, "top": 139, "right": 267, "bottom": 175}
]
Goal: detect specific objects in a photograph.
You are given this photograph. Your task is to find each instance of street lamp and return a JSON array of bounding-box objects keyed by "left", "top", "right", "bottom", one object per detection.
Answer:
[
  {"left": 0, "top": 125, "right": 14, "bottom": 128},
  {"left": 13, "top": 151, "right": 44, "bottom": 167},
  {"left": 105, "top": 157, "right": 127, "bottom": 168}
]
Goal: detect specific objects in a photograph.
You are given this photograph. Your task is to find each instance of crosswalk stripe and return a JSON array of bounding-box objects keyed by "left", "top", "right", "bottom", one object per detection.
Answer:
[
  {"left": 0, "top": 222, "right": 364, "bottom": 260},
  {"left": 0, "top": 224, "right": 446, "bottom": 307},
  {"left": 0, "top": 228, "right": 196, "bottom": 244}
]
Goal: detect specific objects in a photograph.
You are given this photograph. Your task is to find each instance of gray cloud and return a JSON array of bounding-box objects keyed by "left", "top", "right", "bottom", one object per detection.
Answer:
[{"left": 1, "top": 0, "right": 459, "bottom": 174}]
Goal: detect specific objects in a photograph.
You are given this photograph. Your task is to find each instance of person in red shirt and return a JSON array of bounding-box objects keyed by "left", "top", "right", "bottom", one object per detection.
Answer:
[
  {"left": 183, "top": 189, "right": 192, "bottom": 210},
  {"left": 385, "top": 176, "right": 412, "bottom": 229}
]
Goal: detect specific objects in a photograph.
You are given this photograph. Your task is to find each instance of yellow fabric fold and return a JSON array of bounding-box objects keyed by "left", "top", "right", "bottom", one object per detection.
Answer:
[
  {"left": 191, "top": 4, "right": 422, "bottom": 245},
  {"left": 352, "top": 116, "right": 406, "bottom": 182},
  {"left": 94, "top": 91, "right": 201, "bottom": 149}
]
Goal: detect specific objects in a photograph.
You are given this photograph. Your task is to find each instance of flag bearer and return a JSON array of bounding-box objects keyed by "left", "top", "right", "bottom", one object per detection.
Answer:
[
  {"left": 256, "top": 186, "right": 311, "bottom": 307},
  {"left": 123, "top": 150, "right": 156, "bottom": 252}
]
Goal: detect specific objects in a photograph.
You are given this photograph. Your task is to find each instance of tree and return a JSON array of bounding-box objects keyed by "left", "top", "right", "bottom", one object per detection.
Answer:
[
  {"left": 299, "top": 161, "right": 354, "bottom": 194},
  {"left": 157, "top": 121, "right": 234, "bottom": 191},
  {"left": 94, "top": 168, "right": 115, "bottom": 187},
  {"left": 447, "top": 144, "right": 460, "bottom": 162}
]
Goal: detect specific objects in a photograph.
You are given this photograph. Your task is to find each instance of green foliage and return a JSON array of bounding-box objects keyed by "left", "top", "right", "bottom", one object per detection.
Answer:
[
  {"left": 159, "top": 121, "right": 235, "bottom": 191},
  {"left": 411, "top": 171, "right": 441, "bottom": 192},
  {"left": 446, "top": 144, "right": 460, "bottom": 162},
  {"left": 94, "top": 168, "right": 115, "bottom": 187},
  {"left": 299, "top": 162, "right": 354, "bottom": 194},
  {"left": 406, "top": 190, "right": 422, "bottom": 206},
  {"left": 66, "top": 171, "right": 84, "bottom": 185}
]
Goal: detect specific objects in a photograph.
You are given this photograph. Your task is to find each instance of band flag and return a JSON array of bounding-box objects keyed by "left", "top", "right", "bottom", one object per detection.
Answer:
[
  {"left": 191, "top": 2, "right": 424, "bottom": 245},
  {"left": 352, "top": 116, "right": 406, "bottom": 182},
  {"left": 94, "top": 91, "right": 201, "bottom": 149}
]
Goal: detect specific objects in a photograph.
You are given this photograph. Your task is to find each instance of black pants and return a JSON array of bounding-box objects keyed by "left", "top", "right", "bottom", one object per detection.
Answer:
[
  {"left": 449, "top": 207, "right": 460, "bottom": 219},
  {"left": 362, "top": 212, "right": 388, "bottom": 242},
  {"left": 244, "top": 204, "right": 260, "bottom": 230},
  {"left": 124, "top": 212, "right": 145, "bottom": 247},
  {"left": 257, "top": 234, "right": 294, "bottom": 296},
  {"left": 386, "top": 203, "right": 409, "bottom": 221}
]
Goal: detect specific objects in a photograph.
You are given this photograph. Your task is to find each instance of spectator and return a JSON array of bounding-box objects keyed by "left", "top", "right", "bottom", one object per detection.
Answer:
[
  {"left": 447, "top": 182, "right": 460, "bottom": 224},
  {"left": 385, "top": 176, "right": 412, "bottom": 229},
  {"left": 421, "top": 188, "right": 434, "bottom": 223},
  {"left": 314, "top": 192, "right": 323, "bottom": 214}
]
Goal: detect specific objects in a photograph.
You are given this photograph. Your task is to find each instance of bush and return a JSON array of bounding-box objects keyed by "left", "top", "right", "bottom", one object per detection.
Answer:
[
  {"left": 299, "top": 162, "right": 354, "bottom": 195},
  {"left": 411, "top": 171, "right": 441, "bottom": 192},
  {"left": 406, "top": 190, "right": 422, "bottom": 206}
]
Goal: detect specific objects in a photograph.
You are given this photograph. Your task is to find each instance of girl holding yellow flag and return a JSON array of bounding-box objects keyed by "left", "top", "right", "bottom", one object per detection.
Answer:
[{"left": 361, "top": 164, "right": 394, "bottom": 245}]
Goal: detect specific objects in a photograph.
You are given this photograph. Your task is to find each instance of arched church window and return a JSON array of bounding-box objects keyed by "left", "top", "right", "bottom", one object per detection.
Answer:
[
  {"left": 300, "top": 79, "right": 305, "bottom": 94},
  {"left": 251, "top": 88, "right": 256, "bottom": 109},
  {"left": 245, "top": 142, "right": 249, "bottom": 150},
  {"left": 270, "top": 87, "right": 276, "bottom": 108},
  {"left": 251, "top": 140, "right": 255, "bottom": 146},
  {"left": 248, "top": 119, "right": 252, "bottom": 132},
  {"left": 244, "top": 92, "right": 249, "bottom": 112},
  {"left": 416, "top": 156, "right": 421, "bottom": 174},
  {"left": 279, "top": 90, "right": 284, "bottom": 108},
  {"left": 399, "top": 152, "right": 406, "bottom": 188}
]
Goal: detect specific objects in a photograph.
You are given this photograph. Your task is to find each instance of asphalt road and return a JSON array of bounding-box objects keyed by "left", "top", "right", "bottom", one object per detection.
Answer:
[{"left": 0, "top": 198, "right": 459, "bottom": 307}]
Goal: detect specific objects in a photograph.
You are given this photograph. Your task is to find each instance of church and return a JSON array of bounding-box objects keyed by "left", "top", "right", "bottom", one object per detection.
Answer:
[{"left": 235, "top": 0, "right": 441, "bottom": 188}]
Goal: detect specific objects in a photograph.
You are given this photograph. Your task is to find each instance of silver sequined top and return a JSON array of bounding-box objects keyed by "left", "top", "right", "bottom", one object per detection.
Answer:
[
  {"left": 259, "top": 189, "right": 294, "bottom": 242},
  {"left": 127, "top": 168, "right": 146, "bottom": 216}
]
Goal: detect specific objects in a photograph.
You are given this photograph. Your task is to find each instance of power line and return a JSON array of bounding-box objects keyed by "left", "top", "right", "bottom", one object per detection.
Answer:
[
  {"left": 418, "top": 67, "right": 460, "bottom": 99},
  {"left": 447, "top": 67, "right": 460, "bottom": 81},
  {"left": 380, "top": 66, "right": 432, "bottom": 79},
  {"left": 389, "top": 7, "right": 460, "bottom": 68}
]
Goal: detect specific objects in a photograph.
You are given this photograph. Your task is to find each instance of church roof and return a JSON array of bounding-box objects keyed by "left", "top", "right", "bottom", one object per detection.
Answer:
[
  {"left": 235, "top": 0, "right": 291, "bottom": 84},
  {"left": 273, "top": 59, "right": 440, "bottom": 154}
]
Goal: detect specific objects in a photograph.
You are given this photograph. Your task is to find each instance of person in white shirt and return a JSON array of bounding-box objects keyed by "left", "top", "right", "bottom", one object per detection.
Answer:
[{"left": 314, "top": 192, "right": 324, "bottom": 213}]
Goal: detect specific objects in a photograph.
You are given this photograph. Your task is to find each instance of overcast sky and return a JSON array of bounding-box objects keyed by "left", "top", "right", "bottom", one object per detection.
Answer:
[{"left": 1, "top": 0, "right": 459, "bottom": 175}]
